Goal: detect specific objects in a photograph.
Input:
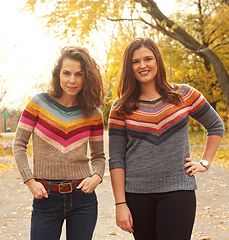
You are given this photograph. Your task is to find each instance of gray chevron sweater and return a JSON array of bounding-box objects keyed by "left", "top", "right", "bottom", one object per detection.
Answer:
[{"left": 108, "top": 84, "right": 224, "bottom": 193}]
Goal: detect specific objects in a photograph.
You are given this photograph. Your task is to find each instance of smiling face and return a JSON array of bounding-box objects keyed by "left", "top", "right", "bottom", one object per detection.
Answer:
[
  {"left": 59, "top": 58, "right": 84, "bottom": 100},
  {"left": 132, "top": 47, "right": 158, "bottom": 86}
]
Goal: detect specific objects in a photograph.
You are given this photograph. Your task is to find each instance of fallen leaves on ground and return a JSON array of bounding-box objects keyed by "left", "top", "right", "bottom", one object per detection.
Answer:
[
  {"left": 0, "top": 163, "right": 16, "bottom": 172},
  {"left": 199, "top": 237, "right": 213, "bottom": 240}
]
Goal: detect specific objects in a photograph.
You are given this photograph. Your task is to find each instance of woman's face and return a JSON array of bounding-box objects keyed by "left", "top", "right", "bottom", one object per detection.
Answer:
[
  {"left": 59, "top": 58, "right": 84, "bottom": 99},
  {"left": 132, "top": 47, "right": 158, "bottom": 85}
]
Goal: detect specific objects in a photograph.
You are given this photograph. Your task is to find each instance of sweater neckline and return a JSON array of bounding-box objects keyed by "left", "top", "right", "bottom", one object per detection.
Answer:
[
  {"left": 138, "top": 97, "right": 162, "bottom": 104},
  {"left": 43, "top": 93, "right": 80, "bottom": 112}
]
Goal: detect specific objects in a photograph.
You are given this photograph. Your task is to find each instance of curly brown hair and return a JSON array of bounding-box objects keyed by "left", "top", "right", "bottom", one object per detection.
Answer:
[
  {"left": 49, "top": 46, "right": 105, "bottom": 117},
  {"left": 115, "top": 38, "right": 182, "bottom": 115}
]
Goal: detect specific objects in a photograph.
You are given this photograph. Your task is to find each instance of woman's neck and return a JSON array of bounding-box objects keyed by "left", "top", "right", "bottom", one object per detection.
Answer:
[
  {"left": 139, "top": 83, "right": 161, "bottom": 101},
  {"left": 56, "top": 95, "right": 78, "bottom": 107}
]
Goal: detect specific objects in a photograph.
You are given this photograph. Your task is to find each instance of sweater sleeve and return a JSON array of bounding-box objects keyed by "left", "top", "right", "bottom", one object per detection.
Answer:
[
  {"left": 108, "top": 100, "right": 128, "bottom": 171},
  {"left": 187, "top": 85, "right": 225, "bottom": 136},
  {"left": 13, "top": 96, "right": 38, "bottom": 182},
  {"left": 89, "top": 108, "right": 106, "bottom": 179}
]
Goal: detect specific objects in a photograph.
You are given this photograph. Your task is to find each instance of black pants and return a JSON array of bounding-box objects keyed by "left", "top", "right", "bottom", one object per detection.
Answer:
[{"left": 126, "top": 190, "right": 196, "bottom": 240}]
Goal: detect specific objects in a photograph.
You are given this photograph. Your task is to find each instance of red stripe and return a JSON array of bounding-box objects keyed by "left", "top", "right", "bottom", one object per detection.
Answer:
[
  {"left": 38, "top": 118, "right": 103, "bottom": 139},
  {"left": 22, "top": 109, "right": 37, "bottom": 121}
]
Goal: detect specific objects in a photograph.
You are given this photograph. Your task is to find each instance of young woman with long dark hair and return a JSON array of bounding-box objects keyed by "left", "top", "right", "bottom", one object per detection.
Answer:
[{"left": 108, "top": 38, "right": 224, "bottom": 240}]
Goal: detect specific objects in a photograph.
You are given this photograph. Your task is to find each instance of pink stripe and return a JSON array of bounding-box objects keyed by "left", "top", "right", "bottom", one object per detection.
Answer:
[
  {"left": 20, "top": 116, "right": 36, "bottom": 127},
  {"left": 36, "top": 124, "right": 90, "bottom": 147},
  {"left": 65, "top": 131, "right": 90, "bottom": 145},
  {"left": 192, "top": 98, "right": 206, "bottom": 111},
  {"left": 127, "top": 112, "right": 187, "bottom": 134}
]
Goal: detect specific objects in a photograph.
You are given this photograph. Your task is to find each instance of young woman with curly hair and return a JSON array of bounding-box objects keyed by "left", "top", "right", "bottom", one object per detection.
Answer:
[{"left": 14, "top": 46, "right": 105, "bottom": 240}]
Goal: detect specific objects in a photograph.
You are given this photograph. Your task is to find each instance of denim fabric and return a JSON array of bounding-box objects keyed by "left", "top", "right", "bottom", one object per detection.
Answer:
[{"left": 31, "top": 186, "right": 97, "bottom": 240}]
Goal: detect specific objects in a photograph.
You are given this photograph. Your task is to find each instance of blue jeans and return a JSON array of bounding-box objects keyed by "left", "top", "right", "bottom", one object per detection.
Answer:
[{"left": 31, "top": 187, "right": 97, "bottom": 240}]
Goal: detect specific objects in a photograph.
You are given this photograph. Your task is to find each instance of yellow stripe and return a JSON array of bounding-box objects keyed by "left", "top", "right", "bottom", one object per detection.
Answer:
[{"left": 26, "top": 100, "right": 102, "bottom": 133}]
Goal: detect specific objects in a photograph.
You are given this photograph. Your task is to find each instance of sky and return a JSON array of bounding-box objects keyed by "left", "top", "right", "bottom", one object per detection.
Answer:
[{"left": 0, "top": 0, "right": 178, "bottom": 109}]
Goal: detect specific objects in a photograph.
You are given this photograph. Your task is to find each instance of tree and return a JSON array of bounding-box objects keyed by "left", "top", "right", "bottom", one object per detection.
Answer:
[
  {"left": 132, "top": 0, "right": 229, "bottom": 106},
  {"left": 159, "top": 37, "right": 225, "bottom": 108},
  {"left": 25, "top": 0, "right": 229, "bottom": 106}
]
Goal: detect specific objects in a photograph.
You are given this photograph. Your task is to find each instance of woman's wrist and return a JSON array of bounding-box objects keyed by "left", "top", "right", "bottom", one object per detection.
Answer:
[
  {"left": 92, "top": 173, "right": 102, "bottom": 179},
  {"left": 115, "top": 201, "right": 127, "bottom": 206},
  {"left": 25, "top": 178, "right": 36, "bottom": 186},
  {"left": 199, "top": 159, "right": 210, "bottom": 170},
  {"left": 92, "top": 173, "right": 102, "bottom": 183}
]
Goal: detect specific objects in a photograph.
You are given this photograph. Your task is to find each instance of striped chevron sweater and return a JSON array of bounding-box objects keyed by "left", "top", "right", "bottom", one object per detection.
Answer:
[
  {"left": 108, "top": 84, "right": 224, "bottom": 193},
  {"left": 13, "top": 93, "right": 105, "bottom": 183}
]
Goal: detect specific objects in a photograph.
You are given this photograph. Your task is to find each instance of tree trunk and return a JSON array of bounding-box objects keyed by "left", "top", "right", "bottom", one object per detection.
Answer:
[{"left": 204, "top": 48, "right": 229, "bottom": 105}]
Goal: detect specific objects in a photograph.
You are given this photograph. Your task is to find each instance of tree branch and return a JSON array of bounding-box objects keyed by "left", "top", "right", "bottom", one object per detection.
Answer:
[
  {"left": 107, "top": 17, "right": 140, "bottom": 22},
  {"left": 211, "top": 41, "right": 229, "bottom": 50},
  {"left": 206, "top": 11, "right": 228, "bottom": 44},
  {"left": 137, "top": 0, "right": 204, "bottom": 51}
]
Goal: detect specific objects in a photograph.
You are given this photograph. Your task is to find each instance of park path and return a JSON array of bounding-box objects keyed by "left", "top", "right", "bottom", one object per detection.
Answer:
[{"left": 0, "top": 157, "right": 228, "bottom": 240}]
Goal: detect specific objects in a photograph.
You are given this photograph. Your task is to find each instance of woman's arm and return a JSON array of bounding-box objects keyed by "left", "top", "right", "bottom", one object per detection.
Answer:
[
  {"left": 78, "top": 137, "right": 105, "bottom": 193},
  {"left": 110, "top": 168, "right": 126, "bottom": 203},
  {"left": 13, "top": 95, "right": 48, "bottom": 198},
  {"left": 201, "top": 135, "right": 223, "bottom": 163},
  {"left": 13, "top": 97, "right": 38, "bottom": 182},
  {"left": 110, "top": 168, "right": 134, "bottom": 233},
  {"left": 185, "top": 135, "right": 223, "bottom": 176},
  {"left": 108, "top": 100, "right": 133, "bottom": 232},
  {"left": 184, "top": 86, "right": 225, "bottom": 175}
]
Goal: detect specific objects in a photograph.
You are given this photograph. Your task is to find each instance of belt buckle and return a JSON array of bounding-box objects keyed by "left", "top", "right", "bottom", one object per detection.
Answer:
[{"left": 58, "top": 182, "right": 73, "bottom": 194}]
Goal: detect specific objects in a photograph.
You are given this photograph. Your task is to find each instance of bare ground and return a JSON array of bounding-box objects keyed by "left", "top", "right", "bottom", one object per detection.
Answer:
[{"left": 0, "top": 158, "right": 228, "bottom": 240}]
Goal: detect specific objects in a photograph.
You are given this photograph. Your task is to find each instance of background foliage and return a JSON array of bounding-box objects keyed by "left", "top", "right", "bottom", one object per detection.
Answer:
[{"left": 2, "top": 0, "right": 227, "bottom": 127}]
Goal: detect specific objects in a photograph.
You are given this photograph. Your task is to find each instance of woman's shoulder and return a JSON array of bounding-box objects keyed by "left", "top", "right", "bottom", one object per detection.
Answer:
[
  {"left": 91, "top": 108, "right": 104, "bottom": 118},
  {"left": 172, "top": 83, "right": 197, "bottom": 95},
  {"left": 172, "top": 84, "right": 204, "bottom": 105},
  {"left": 112, "top": 98, "right": 120, "bottom": 107},
  {"left": 29, "top": 92, "right": 47, "bottom": 101},
  {"left": 24, "top": 92, "right": 49, "bottom": 109},
  {"left": 94, "top": 107, "right": 102, "bottom": 114}
]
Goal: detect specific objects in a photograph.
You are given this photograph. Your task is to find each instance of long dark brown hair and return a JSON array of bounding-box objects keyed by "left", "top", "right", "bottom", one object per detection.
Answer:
[
  {"left": 115, "top": 38, "right": 181, "bottom": 114},
  {"left": 49, "top": 46, "right": 105, "bottom": 117}
]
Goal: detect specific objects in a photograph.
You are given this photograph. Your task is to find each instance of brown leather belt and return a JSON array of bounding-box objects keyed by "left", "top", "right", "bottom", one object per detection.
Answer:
[{"left": 38, "top": 179, "right": 84, "bottom": 194}]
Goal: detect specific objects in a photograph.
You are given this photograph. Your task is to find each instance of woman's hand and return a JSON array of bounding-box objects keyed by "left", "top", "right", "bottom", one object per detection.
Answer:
[
  {"left": 184, "top": 157, "right": 208, "bottom": 176},
  {"left": 77, "top": 174, "right": 101, "bottom": 193},
  {"left": 25, "top": 179, "right": 48, "bottom": 199},
  {"left": 116, "top": 204, "right": 134, "bottom": 233}
]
